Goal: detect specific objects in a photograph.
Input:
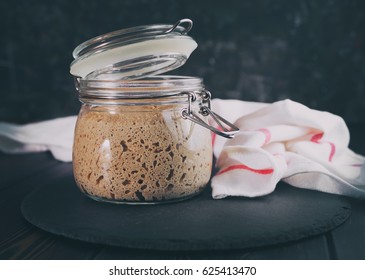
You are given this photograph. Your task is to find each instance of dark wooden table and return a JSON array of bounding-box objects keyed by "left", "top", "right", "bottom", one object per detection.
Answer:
[{"left": 1, "top": 124, "right": 364, "bottom": 260}]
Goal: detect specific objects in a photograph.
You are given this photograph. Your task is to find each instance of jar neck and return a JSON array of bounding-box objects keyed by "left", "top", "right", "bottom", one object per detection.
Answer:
[
  {"left": 79, "top": 94, "right": 196, "bottom": 107},
  {"left": 75, "top": 75, "right": 204, "bottom": 101}
]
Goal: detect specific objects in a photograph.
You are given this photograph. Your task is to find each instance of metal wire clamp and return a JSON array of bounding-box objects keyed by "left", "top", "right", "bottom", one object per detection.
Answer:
[{"left": 181, "top": 91, "right": 240, "bottom": 138}]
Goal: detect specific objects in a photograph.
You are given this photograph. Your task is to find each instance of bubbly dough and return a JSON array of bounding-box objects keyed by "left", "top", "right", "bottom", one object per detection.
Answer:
[{"left": 73, "top": 104, "right": 212, "bottom": 203}]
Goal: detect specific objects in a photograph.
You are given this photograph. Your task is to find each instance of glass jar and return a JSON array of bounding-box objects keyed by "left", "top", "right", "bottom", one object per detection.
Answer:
[
  {"left": 73, "top": 76, "right": 215, "bottom": 203},
  {"left": 70, "top": 19, "right": 239, "bottom": 204}
]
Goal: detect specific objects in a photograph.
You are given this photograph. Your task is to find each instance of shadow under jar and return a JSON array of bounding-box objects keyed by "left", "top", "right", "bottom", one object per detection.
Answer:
[{"left": 73, "top": 76, "right": 215, "bottom": 204}]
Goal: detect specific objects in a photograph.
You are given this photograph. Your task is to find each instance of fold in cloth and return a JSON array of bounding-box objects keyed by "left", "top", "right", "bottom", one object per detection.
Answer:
[
  {"left": 211, "top": 99, "right": 365, "bottom": 198},
  {"left": 0, "top": 99, "right": 364, "bottom": 199}
]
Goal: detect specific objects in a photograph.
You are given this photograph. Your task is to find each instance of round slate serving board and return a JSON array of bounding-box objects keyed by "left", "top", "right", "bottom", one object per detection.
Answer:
[{"left": 21, "top": 175, "right": 351, "bottom": 250}]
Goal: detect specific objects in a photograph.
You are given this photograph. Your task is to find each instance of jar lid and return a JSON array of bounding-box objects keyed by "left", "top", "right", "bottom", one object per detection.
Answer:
[{"left": 70, "top": 19, "right": 197, "bottom": 80}]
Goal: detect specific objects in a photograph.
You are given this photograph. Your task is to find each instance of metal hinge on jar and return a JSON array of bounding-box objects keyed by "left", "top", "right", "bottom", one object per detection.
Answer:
[{"left": 181, "top": 90, "right": 240, "bottom": 138}]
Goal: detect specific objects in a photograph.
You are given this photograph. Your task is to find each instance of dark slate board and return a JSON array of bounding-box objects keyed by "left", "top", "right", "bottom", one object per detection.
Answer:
[{"left": 21, "top": 175, "right": 351, "bottom": 251}]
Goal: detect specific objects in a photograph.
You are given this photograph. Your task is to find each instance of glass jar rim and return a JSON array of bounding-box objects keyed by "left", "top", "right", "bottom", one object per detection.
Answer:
[{"left": 76, "top": 75, "right": 204, "bottom": 99}]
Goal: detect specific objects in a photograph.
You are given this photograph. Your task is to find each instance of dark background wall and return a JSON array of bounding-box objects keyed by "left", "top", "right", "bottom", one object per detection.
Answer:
[{"left": 1, "top": 0, "right": 364, "bottom": 124}]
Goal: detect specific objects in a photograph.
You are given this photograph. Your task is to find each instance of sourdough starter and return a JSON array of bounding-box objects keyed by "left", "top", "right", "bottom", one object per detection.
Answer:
[{"left": 73, "top": 104, "right": 212, "bottom": 203}]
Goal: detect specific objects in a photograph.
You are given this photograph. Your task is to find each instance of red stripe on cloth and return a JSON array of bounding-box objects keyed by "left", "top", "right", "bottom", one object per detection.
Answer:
[
  {"left": 310, "top": 132, "right": 336, "bottom": 162},
  {"left": 328, "top": 142, "right": 336, "bottom": 162},
  {"left": 310, "top": 132, "right": 324, "bottom": 142},
  {"left": 216, "top": 164, "right": 274, "bottom": 176},
  {"left": 258, "top": 128, "right": 271, "bottom": 145},
  {"left": 212, "top": 132, "right": 217, "bottom": 147}
]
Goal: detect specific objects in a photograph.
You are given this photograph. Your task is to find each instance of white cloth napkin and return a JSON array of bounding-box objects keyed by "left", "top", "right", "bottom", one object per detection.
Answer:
[
  {"left": 211, "top": 99, "right": 365, "bottom": 199},
  {"left": 0, "top": 116, "right": 77, "bottom": 162},
  {"left": 0, "top": 99, "right": 364, "bottom": 199}
]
